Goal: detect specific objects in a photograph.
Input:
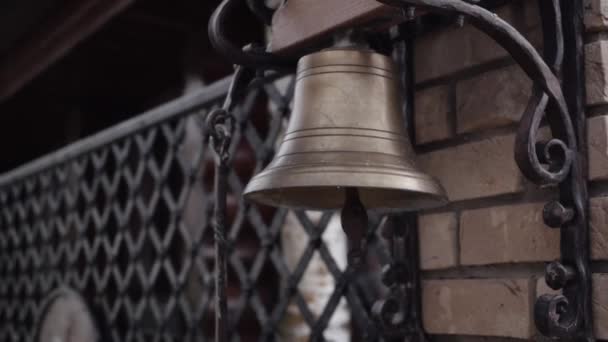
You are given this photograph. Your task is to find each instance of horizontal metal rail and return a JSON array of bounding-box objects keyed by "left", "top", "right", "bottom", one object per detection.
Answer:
[{"left": 0, "top": 76, "right": 232, "bottom": 188}]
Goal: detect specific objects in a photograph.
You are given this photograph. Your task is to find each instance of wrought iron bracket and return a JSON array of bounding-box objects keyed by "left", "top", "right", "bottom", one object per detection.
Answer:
[
  {"left": 377, "top": 0, "right": 592, "bottom": 340},
  {"left": 209, "top": 0, "right": 592, "bottom": 340}
]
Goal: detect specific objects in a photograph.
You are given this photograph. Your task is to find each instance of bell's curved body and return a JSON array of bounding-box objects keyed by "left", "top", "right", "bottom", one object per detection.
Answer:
[{"left": 244, "top": 48, "right": 447, "bottom": 210}]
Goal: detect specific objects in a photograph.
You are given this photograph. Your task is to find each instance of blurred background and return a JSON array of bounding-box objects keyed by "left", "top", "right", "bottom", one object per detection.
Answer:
[{"left": 0, "top": 0, "right": 262, "bottom": 172}]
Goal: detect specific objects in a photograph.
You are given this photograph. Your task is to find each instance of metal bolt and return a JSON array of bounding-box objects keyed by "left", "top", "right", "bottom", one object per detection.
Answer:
[
  {"left": 372, "top": 297, "right": 401, "bottom": 325},
  {"left": 543, "top": 201, "right": 575, "bottom": 228},
  {"left": 545, "top": 262, "right": 576, "bottom": 290},
  {"left": 381, "top": 264, "right": 397, "bottom": 287}
]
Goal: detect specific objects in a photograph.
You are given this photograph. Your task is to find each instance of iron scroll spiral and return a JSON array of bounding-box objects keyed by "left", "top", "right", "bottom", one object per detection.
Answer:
[
  {"left": 377, "top": 0, "right": 589, "bottom": 339},
  {"left": 376, "top": 0, "right": 575, "bottom": 183}
]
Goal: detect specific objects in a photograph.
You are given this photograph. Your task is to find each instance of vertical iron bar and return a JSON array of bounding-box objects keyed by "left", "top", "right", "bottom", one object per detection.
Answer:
[
  {"left": 402, "top": 20, "right": 428, "bottom": 342},
  {"left": 533, "top": 0, "right": 593, "bottom": 339},
  {"left": 560, "top": 0, "right": 593, "bottom": 340},
  {"left": 213, "top": 161, "right": 229, "bottom": 342},
  {"left": 402, "top": 25, "right": 417, "bottom": 147},
  {"left": 404, "top": 215, "right": 426, "bottom": 342},
  {"left": 372, "top": 21, "right": 428, "bottom": 341}
]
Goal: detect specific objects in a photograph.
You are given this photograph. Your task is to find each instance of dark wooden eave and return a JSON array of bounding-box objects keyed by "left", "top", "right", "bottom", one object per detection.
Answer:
[
  {"left": 0, "top": 0, "right": 135, "bottom": 103},
  {"left": 270, "top": 0, "right": 410, "bottom": 54},
  {"left": 269, "top": 0, "right": 513, "bottom": 54}
]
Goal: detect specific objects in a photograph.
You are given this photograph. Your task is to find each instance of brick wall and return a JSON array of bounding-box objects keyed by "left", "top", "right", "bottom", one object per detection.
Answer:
[{"left": 414, "top": 0, "right": 608, "bottom": 339}]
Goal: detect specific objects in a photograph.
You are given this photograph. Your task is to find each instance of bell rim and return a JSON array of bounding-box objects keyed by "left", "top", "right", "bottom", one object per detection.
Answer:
[{"left": 243, "top": 167, "right": 448, "bottom": 210}]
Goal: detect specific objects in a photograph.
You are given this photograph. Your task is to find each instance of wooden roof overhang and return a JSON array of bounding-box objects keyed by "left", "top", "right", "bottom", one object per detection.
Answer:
[{"left": 0, "top": 0, "right": 134, "bottom": 102}]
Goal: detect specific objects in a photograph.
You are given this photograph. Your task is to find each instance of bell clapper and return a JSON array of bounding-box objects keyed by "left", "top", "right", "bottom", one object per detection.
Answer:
[{"left": 340, "top": 188, "right": 369, "bottom": 266}]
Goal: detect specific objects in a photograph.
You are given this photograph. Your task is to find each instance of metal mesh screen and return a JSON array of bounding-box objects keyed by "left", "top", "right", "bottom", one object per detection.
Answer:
[{"left": 0, "top": 75, "right": 404, "bottom": 341}]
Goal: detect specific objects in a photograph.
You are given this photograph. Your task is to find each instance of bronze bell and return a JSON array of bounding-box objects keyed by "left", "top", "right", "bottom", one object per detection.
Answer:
[{"left": 244, "top": 48, "right": 447, "bottom": 210}]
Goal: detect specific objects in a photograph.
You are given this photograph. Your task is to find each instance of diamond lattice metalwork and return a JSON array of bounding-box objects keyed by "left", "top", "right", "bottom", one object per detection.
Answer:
[{"left": 0, "top": 74, "right": 405, "bottom": 341}]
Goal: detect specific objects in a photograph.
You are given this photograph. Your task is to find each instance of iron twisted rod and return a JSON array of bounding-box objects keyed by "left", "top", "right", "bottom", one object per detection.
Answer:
[{"left": 206, "top": 66, "right": 257, "bottom": 342}]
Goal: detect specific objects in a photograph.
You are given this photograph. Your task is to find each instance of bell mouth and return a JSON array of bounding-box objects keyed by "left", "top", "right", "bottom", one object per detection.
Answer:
[
  {"left": 245, "top": 186, "right": 447, "bottom": 211},
  {"left": 243, "top": 166, "right": 448, "bottom": 211}
]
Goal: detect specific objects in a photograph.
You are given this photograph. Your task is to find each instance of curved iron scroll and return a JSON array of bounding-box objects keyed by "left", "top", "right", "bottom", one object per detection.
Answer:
[
  {"left": 378, "top": 0, "right": 593, "bottom": 340},
  {"left": 208, "top": 0, "right": 296, "bottom": 70}
]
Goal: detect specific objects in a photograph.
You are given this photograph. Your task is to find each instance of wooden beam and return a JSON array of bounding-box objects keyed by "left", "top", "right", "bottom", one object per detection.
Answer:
[
  {"left": 270, "top": 0, "right": 410, "bottom": 54},
  {"left": 0, "top": 0, "right": 135, "bottom": 102}
]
